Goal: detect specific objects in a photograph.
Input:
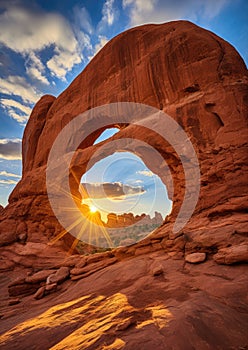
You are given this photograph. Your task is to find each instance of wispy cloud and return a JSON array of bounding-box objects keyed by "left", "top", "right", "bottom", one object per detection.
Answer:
[
  {"left": 102, "top": 0, "right": 116, "bottom": 26},
  {"left": 0, "top": 170, "right": 21, "bottom": 178},
  {"left": 0, "top": 138, "right": 22, "bottom": 160},
  {"left": 0, "top": 179, "right": 18, "bottom": 185},
  {"left": 80, "top": 182, "right": 145, "bottom": 199},
  {"left": 0, "top": 75, "right": 41, "bottom": 104},
  {"left": 97, "top": 0, "right": 118, "bottom": 33},
  {"left": 0, "top": 3, "right": 95, "bottom": 127},
  {"left": 0, "top": 98, "right": 32, "bottom": 115},
  {"left": 0, "top": 4, "right": 90, "bottom": 80},
  {"left": 123, "top": 0, "right": 231, "bottom": 26},
  {"left": 0, "top": 97, "right": 32, "bottom": 124},
  {"left": 0, "top": 75, "right": 39, "bottom": 124},
  {"left": 136, "top": 170, "right": 154, "bottom": 177},
  {"left": 89, "top": 35, "right": 109, "bottom": 60},
  {"left": 25, "top": 52, "right": 49, "bottom": 85},
  {"left": 73, "top": 6, "right": 93, "bottom": 35},
  {"left": 134, "top": 179, "right": 144, "bottom": 183}
]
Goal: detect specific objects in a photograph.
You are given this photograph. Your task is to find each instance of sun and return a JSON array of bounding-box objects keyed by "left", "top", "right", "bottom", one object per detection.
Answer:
[{"left": 90, "top": 205, "right": 97, "bottom": 213}]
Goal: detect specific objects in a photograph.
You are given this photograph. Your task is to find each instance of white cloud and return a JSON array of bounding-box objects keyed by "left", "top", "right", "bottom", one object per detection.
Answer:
[
  {"left": 122, "top": 0, "right": 230, "bottom": 26},
  {"left": 0, "top": 179, "right": 18, "bottom": 185},
  {"left": 71, "top": 6, "right": 93, "bottom": 61},
  {"left": 47, "top": 49, "right": 82, "bottom": 81},
  {"left": 0, "top": 138, "right": 22, "bottom": 160},
  {"left": 0, "top": 138, "right": 21, "bottom": 144},
  {"left": 97, "top": 0, "right": 118, "bottom": 33},
  {"left": 80, "top": 182, "right": 145, "bottom": 199},
  {"left": 0, "top": 75, "right": 41, "bottom": 104},
  {"left": 96, "top": 36, "right": 109, "bottom": 53},
  {"left": 1, "top": 98, "right": 32, "bottom": 116},
  {"left": 102, "top": 0, "right": 115, "bottom": 26},
  {"left": 0, "top": 77, "right": 39, "bottom": 124},
  {"left": 88, "top": 35, "right": 109, "bottom": 61},
  {"left": 0, "top": 170, "right": 21, "bottom": 178},
  {"left": 0, "top": 6, "right": 75, "bottom": 52},
  {"left": 26, "top": 66, "right": 49, "bottom": 85},
  {"left": 201, "top": 0, "right": 231, "bottom": 19},
  {"left": 134, "top": 179, "right": 144, "bottom": 183},
  {"left": 5, "top": 109, "right": 28, "bottom": 124},
  {"left": 25, "top": 52, "right": 49, "bottom": 85},
  {"left": 0, "top": 4, "right": 88, "bottom": 80},
  {"left": 73, "top": 6, "right": 93, "bottom": 35},
  {"left": 136, "top": 170, "right": 154, "bottom": 177}
]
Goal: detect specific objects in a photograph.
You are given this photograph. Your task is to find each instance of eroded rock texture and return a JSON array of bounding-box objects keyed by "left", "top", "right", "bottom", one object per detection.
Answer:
[
  {"left": 0, "top": 21, "right": 247, "bottom": 349},
  {"left": 0, "top": 20, "right": 247, "bottom": 252}
]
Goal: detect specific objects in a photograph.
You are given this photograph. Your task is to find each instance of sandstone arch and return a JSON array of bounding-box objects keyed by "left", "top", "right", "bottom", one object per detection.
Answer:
[
  {"left": 69, "top": 123, "right": 178, "bottom": 215},
  {"left": 0, "top": 20, "right": 247, "bottom": 255}
]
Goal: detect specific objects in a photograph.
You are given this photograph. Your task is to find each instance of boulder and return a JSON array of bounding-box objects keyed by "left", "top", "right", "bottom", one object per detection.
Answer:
[
  {"left": 185, "top": 252, "right": 206, "bottom": 264},
  {"left": 0, "top": 220, "right": 17, "bottom": 246},
  {"left": 152, "top": 265, "right": 164, "bottom": 276},
  {"left": 34, "top": 286, "right": 45, "bottom": 300},
  {"left": 25, "top": 270, "right": 57, "bottom": 284},
  {"left": 46, "top": 267, "right": 70, "bottom": 284},
  {"left": 213, "top": 244, "right": 248, "bottom": 265},
  {"left": 45, "top": 283, "right": 57, "bottom": 292}
]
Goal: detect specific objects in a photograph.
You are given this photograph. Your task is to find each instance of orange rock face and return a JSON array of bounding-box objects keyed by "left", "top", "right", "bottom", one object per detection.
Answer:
[
  {"left": 0, "top": 21, "right": 247, "bottom": 349},
  {"left": 1, "top": 20, "right": 247, "bottom": 253}
]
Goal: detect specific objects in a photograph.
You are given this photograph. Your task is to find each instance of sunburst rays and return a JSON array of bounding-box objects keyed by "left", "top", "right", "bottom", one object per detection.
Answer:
[{"left": 48, "top": 180, "right": 113, "bottom": 252}]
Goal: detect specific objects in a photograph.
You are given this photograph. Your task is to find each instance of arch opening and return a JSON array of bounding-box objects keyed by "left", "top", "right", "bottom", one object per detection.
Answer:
[
  {"left": 47, "top": 102, "right": 200, "bottom": 251},
  {"left": 77, "top": 151, "right": 172, "bottom": 248},
  {"left": 93, "top": 128, "right": 120, "bottom": 145}
]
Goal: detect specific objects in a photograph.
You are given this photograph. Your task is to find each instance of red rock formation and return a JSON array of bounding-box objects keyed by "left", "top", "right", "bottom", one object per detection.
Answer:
[
  {"left": 0, "top": 20, "right": 246, "bottom": 253},
  {"left": 1, "top": 253, "right": 248, "bottom": 349},
  {"left": 0, "top": 21, "right": 247, "bottom": 349},
  {"left": 0, "top": 205, "right": 4, "bottom": 216},
  {"left": 106, "top": 212, "right": 162, "bottom": 227}
]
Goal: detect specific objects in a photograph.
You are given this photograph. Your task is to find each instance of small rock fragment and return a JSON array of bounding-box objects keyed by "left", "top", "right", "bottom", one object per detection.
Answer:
[
  {"left": 34, "top": 286, "right": 45, "bottom": 300},
  {"left": 185, "top": 252, "right": 206, "bottom": 264},
  {"left": 8, "top": 298, "right": 20, "bottom": 306},
  {"left": 47, "top": 266, "right": 70, "bottom": 284},
  {"left": 25, "top": 269, "right": 56, "bottom": 284},
  {"left": 18, "top": 233, "right": 27, "bottom": 242},
  {"left": 116, "top": 318, "right": 134, "bottom": 331},
  {"left": 152, "top": 265, "right": 164, "bottom": 276},
  {"left": 45, "top": 283, "right": 57, "bottom": 292}
]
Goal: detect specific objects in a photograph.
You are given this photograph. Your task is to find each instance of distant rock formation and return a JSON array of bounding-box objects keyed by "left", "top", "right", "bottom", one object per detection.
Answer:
[
  {"left": 76, "top": 203, "right": 163, "bottom": 229},
  {"left": 106, "top": 211, "right": 163, "bottom": 227}
]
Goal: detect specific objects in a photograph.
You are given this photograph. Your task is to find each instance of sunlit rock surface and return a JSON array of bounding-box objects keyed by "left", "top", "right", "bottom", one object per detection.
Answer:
[{"left": 0, "top": 21, "right": 247, "bottom": 349}]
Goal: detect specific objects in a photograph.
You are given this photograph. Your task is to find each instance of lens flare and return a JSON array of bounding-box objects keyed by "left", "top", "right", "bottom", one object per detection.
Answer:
[{"left": 90, "top": 205, "right": 97, "bottom": 213}]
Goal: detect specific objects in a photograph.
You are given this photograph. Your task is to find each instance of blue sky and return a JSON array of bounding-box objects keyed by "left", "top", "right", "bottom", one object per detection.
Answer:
[
  {"left": 81, "top": 150, "right": 172, "bottom": 222},
  {"left": 0, "top": 0, "right": 247, "bottom": 207}
]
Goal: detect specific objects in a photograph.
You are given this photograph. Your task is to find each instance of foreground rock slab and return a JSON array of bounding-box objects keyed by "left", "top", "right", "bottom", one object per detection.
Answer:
[{"left": 0, "top": 255, "right": 247, "bottom": 350}]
